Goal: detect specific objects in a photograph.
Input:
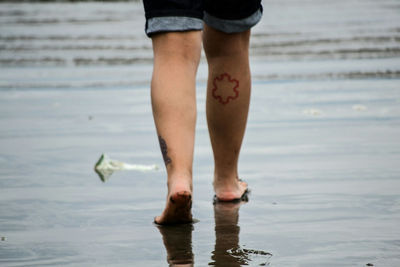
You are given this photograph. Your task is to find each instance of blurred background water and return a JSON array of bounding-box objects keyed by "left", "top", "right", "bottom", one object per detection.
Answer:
[
  {"left": 0, "top": 0, "right": 400, "bottom": 266},
  {"left": 1, "top": 0, "right": 399, "bottom": 89}
]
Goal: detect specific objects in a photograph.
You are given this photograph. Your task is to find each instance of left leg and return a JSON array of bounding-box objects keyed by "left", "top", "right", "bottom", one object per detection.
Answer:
[
  {"left": 151, "top": 31, "right": 202, "bottom": 224},
  {"left": 142, "top": 0, "right": 204, "bottom": 224}
]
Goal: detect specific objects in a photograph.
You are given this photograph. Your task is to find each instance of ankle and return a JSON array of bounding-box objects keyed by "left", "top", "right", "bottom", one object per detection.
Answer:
[
  {"left": 213, "top": 173, "right": 240, "bottom": 190},
  {"left": 167, "top": 172, "right": 193, "bottom": 193}
]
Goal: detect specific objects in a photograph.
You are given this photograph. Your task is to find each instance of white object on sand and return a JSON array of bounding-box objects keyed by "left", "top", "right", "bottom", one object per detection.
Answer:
[
  {"left": 94, "top": 154, "right": 159, "bottom": 181},
  {"left": 352, "top": 104, "right": 367, "bottom": 111},
  {"left": 303, "top": 108, "right": 323, "bottom": 116}
]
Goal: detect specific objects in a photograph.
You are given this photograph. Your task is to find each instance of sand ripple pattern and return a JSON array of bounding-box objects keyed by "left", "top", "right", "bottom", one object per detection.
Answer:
[{"left": 0, "top": 0, "right": 399, "bottom": 89}]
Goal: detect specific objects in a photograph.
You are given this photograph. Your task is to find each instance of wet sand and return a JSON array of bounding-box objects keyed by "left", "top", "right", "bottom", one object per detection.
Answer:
[{"left": 1, "top": 0, "right": 400, "bottom": 266}]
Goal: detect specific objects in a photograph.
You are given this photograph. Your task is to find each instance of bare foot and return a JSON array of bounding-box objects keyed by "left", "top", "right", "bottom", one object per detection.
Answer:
[
  {"left": 155, "top": 180, "right": 193, "bottom": 225},
  {"left": 213, "top": 178, "right": 248, "bottom": 202}
]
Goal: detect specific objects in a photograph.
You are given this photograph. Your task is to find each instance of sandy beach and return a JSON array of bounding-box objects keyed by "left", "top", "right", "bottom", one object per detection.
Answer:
[{"left": 1, "top": 0, "right": 400, "bottom": 266}]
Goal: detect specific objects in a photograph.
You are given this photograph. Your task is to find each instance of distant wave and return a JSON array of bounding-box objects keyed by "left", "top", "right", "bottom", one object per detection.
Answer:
[{"left": 0, "top": 0, "right": 399, "bottom": 89}]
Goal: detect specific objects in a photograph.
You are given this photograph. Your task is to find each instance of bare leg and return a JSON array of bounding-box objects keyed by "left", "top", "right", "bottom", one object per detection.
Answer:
[
  {"left": 151, "top": 31, "right": 202, "bottom": 224},
  {"left": 203, "top": 25, "right": 251, "bottom": 201}
]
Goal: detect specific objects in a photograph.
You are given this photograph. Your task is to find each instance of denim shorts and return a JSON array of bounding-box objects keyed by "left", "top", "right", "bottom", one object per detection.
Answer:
[{"left": 143, "top": 0, "right": 263, "bottom": 37}]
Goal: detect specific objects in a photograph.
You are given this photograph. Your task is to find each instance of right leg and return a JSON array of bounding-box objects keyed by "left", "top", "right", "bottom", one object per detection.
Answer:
[
  {"left": 151, "top": 31, "right": 202, "bottom": 224},
  {"left": 203, "top": 25, "right": 251, "bottom": 201}
]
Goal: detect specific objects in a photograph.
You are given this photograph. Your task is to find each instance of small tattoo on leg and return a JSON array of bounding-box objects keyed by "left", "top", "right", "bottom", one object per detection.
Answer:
[
  {"left": 211, "top": 73, "right": 239, "bottom": 105},
  {"left": 158, "top": 135, "right": 172, "bottom": 166}
]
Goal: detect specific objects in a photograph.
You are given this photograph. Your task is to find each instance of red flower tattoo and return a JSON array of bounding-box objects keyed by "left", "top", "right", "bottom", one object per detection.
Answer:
[{"left": 212, "top": 73, "right": 239, "bottom": 105}]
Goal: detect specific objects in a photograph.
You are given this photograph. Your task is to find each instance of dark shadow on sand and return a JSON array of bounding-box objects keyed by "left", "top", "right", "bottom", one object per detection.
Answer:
[{"left": 156, "top": 200, "right": 272, "bottom": 266}]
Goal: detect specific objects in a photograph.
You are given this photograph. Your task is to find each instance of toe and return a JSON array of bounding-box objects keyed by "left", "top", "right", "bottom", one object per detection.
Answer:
[
  {"left": 239, "top": 180, "right": 248, "bottom": 193},
  {"left": 154, "top": 216, "right": 162, "bottom": 224}
]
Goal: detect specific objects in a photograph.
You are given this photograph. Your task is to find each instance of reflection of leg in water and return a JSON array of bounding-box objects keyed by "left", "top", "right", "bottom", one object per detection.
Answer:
[
  {"left": 157, "top": 224, "right": 194, "bottom": 267},
  {"left": 209, "top": 202, "right": 249, "bottom": 266}
]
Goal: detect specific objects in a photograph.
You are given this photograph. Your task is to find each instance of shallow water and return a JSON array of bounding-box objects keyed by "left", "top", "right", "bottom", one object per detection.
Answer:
[{"left": 1, "top": 0, "right": 400, "bottom": 266}]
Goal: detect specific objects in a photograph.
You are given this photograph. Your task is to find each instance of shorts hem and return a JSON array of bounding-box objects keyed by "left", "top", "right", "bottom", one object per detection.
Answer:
[
  {"left": 203, "top": 8, "right": 262, "bottom": 33},
  {"left": 146, "top": 16, "right": 204, "bottom": 37}
]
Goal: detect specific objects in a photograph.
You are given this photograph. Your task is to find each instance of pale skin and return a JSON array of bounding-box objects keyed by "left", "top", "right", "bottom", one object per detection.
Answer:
[{"left": 152, "top": 25, "right": 250, "bottom": 224}]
